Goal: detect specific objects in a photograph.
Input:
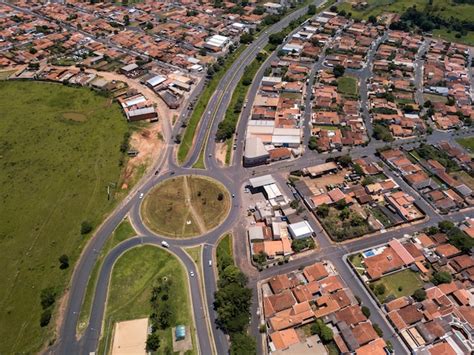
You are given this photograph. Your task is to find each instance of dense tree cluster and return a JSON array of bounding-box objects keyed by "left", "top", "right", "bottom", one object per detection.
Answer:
[{"left": 214, "top": 245, "right": 255, "bottom": 354}]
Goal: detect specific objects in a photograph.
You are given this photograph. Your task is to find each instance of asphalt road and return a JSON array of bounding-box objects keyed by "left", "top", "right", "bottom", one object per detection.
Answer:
[{"left": 35, "top": 2, "right": 474, "bottom": 355}]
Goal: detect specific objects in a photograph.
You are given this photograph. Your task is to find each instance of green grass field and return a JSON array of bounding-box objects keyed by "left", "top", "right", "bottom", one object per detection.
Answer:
[
  {"left": 141, "top": 176, "right": 230, "bottom": 238},
  {"left": 457, "top": 137, "right": 474, "bottom": 153},
  {"left": 98, "top": 245, "right": 195, "bottom": 355},
  {"left": 370, "top": 269, "right": 423, "bottom": 303},
  {"left": 77, "top": 219, "right": 136, "bottom": 333},
  {"left": 337, "top": 76, "right": 358, "bottom": 97},
  {"left": 0, "top": 81, "right": 129, "bottom": 353},
  {"left": 337, "top": 0, "right": 474, "bottom": 45}
]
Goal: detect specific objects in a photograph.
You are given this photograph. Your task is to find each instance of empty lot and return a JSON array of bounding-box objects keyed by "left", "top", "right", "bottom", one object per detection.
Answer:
[{"left": 0, "top": 81, "right": 129, "bottom": 353}]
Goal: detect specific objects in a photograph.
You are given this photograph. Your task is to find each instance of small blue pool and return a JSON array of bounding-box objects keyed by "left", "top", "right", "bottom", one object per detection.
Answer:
[{"left": 363, "top": 250, "right": 375, "bottom": 258}]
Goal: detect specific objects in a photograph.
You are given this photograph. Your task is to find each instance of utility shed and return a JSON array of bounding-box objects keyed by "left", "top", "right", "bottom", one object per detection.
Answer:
[{"left": 288, "top": 221, "right": 314, "bottom": 239}]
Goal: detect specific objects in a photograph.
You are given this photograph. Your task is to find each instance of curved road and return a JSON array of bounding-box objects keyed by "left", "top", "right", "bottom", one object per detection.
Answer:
[{"left": 49, "top": 1, "right": 474, "bottom": 354}]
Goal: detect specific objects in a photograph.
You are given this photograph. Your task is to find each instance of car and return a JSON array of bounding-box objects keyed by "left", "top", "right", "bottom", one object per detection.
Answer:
[
  {"left": 232, "top": 194, "right": 235, "bottom": 198},
  {"left": 161, "top": 241, "right": 169, "bottom": 248},
  {"left": 190, "top": 271, "right": 195, "bottom": 277},
  {"left": 154, "top": 170, "right": 159, "bottom": 175},
  {"left": 139, "top": 192, "right": 144, "bottom": 199},
  {"left": 233, "top": 144, "right": 237, "bottom": 150},
  {"left": 209, "top": 260, "right": 212, "bottom": 267},
  {"left": 209, "top": 153, "right": 212, "bottom": 157}
]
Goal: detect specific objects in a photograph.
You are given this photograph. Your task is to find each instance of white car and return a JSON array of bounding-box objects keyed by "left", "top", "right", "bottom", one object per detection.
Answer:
[
  {"left": 190, "top": 271, "right": 195, "bottom": 277},
  {"left": 139, "top": 192, "right": 144, "bottom": 199},
  {"left": 161, "top": 241, "right": 169, "bottom": 248},
  {"left": 209, "top": 260, "right": 212, "bottom": 267}
]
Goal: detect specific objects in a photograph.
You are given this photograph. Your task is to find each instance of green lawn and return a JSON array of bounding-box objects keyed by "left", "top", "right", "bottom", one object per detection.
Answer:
[
  {"left": 0, "top": 81, "right": 129, "bottom": 353},
  {"left": 98, "top": 245, "right": 195, "bottom": 355},
  {"left": 77, "top": 219, "right": 136, "bottom": 333},
  {"left": 370, "top": 269, "right": 423, "bottom": 303},
  {"left": 451, "top": 171, "right": 474, "bottom": 191},
  {"left": 456, "top": 137, "right": 474, "bottom": 154},
  {"left": 337, "top": 76, "right": 358, "bottom": 97},
  {"left": 141, "top": 176, "right": 230, "bottom": 238},
  {"left": 349, "top": 253, "right": 366, "bottom": 275},
  {"left": 216, "top": 234, "right": 234, "bottom": 272},
  {"left": 184, "top": 245, "right": 202, "bottom": 266}
]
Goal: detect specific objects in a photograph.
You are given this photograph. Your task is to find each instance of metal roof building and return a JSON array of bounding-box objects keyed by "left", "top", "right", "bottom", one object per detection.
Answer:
[
  {"left": 288, "top": 221, "right": 314, "bottom": 240},
  {"left": 249, "top": 174, "right": 275, "bottom": 188}
]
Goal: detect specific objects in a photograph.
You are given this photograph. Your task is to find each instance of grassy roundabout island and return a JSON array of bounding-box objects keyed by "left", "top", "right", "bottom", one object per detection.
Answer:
[{"left": 141, "top": 175, "right": 231, "bottom": 238}]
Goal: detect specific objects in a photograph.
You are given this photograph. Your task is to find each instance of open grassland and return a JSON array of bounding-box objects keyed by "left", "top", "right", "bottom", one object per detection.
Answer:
[
  {"left": 141, "top": 176, "right": 230, "bottom": 238},
  {"left": 98, "top": 245, "right": 195, "bottom": 355},
  {"left": 0, "top": 81, "right": 129, "bottom": 353},
  {"left": 338, "top": 0, "right": 474, "bottom": 44},
  {"left": 370, "top": 269, "right": 424, "bottom": 303},
  {"left": 78, "top": 219, "right": 136, "bottom": 333}
]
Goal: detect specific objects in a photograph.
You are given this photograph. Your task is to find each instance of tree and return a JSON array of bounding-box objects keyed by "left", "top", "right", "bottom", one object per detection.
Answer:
[
  {"left": 230, "top": 333, "right": 256, "bottom": 355},
  {"left": 146, "top": 333, "right": 161, "bottom": 351},
  {"left": 368, "top": 15, "right": 377, "bottom": 24},
  {"left": 59, "top": 254, "right": 69, "bottom": 269},
  {"left": 307, "top": 4, "right": 316, "bottom": 15},
  {"left": 253, "top": 252, "right": 268, "bottom": 265},
  {"left": 373, "top": 323, "right": 383, "bottom": 337},
  {"left": 412, "top": 288, "right": 427, "bottom": 302},
  {"left": 431, "top": 271, "right": 452, "bottom": 285},
  {"left": 353, "top": 164, "right": 364, "bottom": 176},
  {"left": 337, "top": 154, "right": 352, "bottom": 167},
  {"left": 40, "top": 309, "right": 52, "bottom": 327},
  {"left": 308, "top": 136, "right": 318, "bottom": 150},
  {"left": 240, "top": 32, "right": 254, "bottom": 44},
  {"left": 291, "top": 237, "right": 315, "bottom": 252},
  {"left": 316, "top": 203, "right": 329, "bottom": 218},
  {"left": 219, "top": 265, "right": 247, "bottom": 288},
  {"left": 361, "top": 306, "right": 371, "bottom": 318},
  {"left": 269, "top": 32, "right": 285, "bottom": 45},
  {"left": 319, "top": 324, "right": 334, "bottom": 343},
  {"left": 217, "top": 192, "right": 224, "bottom": 201},
  {"left": 290, "top": 200, "right": 299, "bottom": 209},
  {"left": 333, "top": 64, "right": 345, "bottom": 78},
  {"left": 123, "top": 14, "right": 130, "bottom": 26},
  {"left": 214, "top": 283, "right": 252, "bottom": 333},
  {"left": 80, "top": 221, "right": 93, "bottom": 235},
  {"left": 340, "top": 207, "right": 350, "bottom": 220},
  {"left": 40, "top": 287, "right": 56, "bottom": 310},
  {"left": 159, "top": 308, "right": 172, "bottom": 329},
  {"left": 374, "top": 283, "right": 386, "bottom": 295},
  {"left": 29, "top": 47, "right": 37, "bottom": 54},
  {"left": 438, "top": 220, "right": 454, "bottom": 233}
]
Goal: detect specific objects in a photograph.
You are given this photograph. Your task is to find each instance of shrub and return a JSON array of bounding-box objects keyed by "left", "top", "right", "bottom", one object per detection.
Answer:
[
  {"left": 58, "top": 254, "right": 69, "bottom": 269},
  {"left": 80, "top": 221, "right": 93, "bottom": 235},
  {"left": 40, "top": 309, "right": 52, "bottom": 327},
  {"left": 361, "top": 306, "right": 371, "bottom": 318},
  {"left": 412, "top": 288, "right": 427, "bottom": 302}
]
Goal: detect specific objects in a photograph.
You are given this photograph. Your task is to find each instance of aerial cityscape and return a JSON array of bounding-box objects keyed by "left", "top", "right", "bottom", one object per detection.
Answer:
[{"left": 1, "top": 0, "right": 474, "bottom": 354}]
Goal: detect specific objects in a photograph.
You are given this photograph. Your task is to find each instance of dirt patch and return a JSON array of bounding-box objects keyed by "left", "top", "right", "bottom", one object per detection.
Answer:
[
  {"left": 215, "top": 142, "right": 227, "bottom": 166},
  {"left": 112, "top": 318, "right": 148, "bottom": 355},
  {"left": 120, "top": 123, "right": 163, "bottom": 189},
  {"left": 62, "top": 112, "right": 87, "bottom": 122}
]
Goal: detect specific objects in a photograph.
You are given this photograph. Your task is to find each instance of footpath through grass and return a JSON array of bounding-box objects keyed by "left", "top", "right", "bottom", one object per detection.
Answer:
[
  {"left": 77, "top": 219, "right": 135, "bottom": 333},
  {"left": 177, "top": 45, "right": 246, "bottom": 164},
  {"left": 98, "top": 245, "right": 195, "bottom": 355},
  {"left": 0, "top": 81, "right": 129, "bottom": 353}
]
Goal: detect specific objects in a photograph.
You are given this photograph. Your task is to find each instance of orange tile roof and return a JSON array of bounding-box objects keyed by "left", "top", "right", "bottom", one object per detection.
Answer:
[
  {"left": 269, "top": 328, "right": 300, "bottom": 350},
  {"left": 303, "top": 262, "right": 329, "bottom": 282},
  {"left": 351, "top": 322, "right": 378, "bottom": 346},
  {"left": 355, "top": 337, "right": 387, "bottom": 355}
]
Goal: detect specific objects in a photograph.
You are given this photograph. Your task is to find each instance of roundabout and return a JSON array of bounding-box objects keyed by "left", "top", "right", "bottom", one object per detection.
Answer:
[{"left": 140, "top": 175, "right": 231, "bottom": 238}]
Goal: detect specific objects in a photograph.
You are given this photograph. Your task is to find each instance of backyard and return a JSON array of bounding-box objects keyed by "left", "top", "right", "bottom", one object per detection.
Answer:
[
  {"left": 141, "top": 176, "right": 230, "bottom": 237},
  {"left": 370, "top": 269, "right": 424, "bottom": 303},
  {"left": 98, "top": 245, "right": 195, "bottom": 355},
  {"left": 318, "top": 205, "right": 373, "bottom": 241},
  {"left": 0, "top": 81, "right": 129, "bottom": 353}
]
